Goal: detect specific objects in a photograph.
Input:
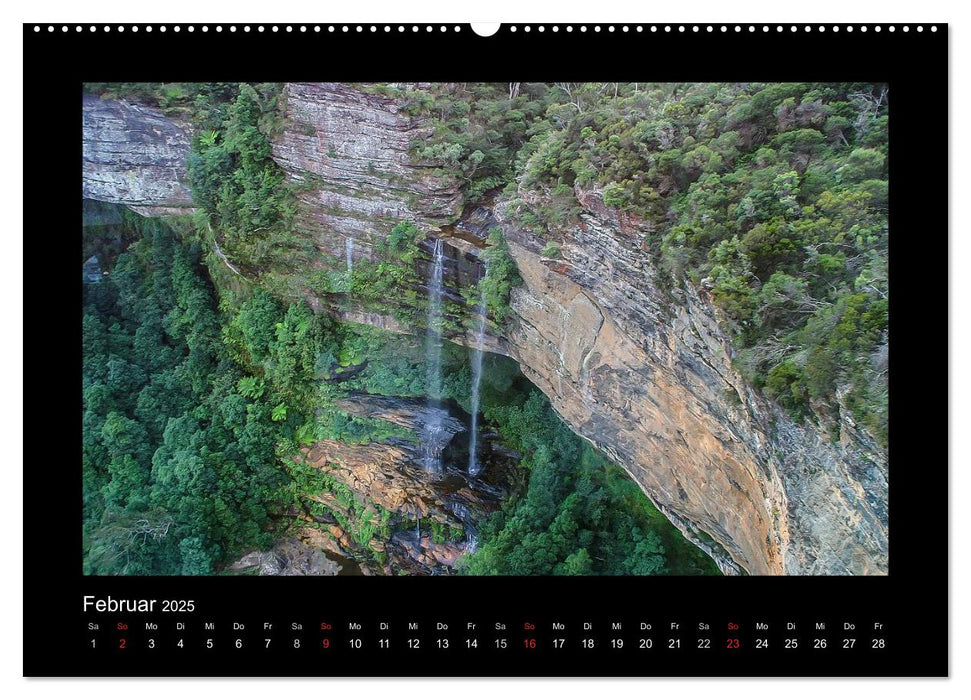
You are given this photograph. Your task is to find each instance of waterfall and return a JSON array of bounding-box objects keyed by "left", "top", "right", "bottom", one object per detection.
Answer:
[
  {"left": 422, "top": 238, "right": 446, "bottom": 472},
  {"left": 468, "top": 268, "right": 488, "bottom": 476},
  {"left": 426, "top": 238, "right": 445, "bottom": 399},
  {"left": 465, "top": 530, "right": 479, "bottom": 554},
  {"left": 345, "top": 236, "right": 354, "bottom": 275},
  {"left": 418, "top": 422, "right": 450, "bottom": 467}
]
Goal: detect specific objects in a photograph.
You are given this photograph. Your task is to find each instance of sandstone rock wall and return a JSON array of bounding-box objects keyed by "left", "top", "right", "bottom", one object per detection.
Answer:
[
  {"left": 82, "top": 94, "right": 194, "bottom": 216},
  {"left": 488, "top": 187, "right": 887, "bottom": 575},
  {"left": 270, "top": 83, "right": 463, "bottom": 264}
]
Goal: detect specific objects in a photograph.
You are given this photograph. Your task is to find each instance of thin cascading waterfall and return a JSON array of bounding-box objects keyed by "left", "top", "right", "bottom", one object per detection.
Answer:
[
  {"left": 465, "top": 530, "right": 478, "bottom": 554},
  {"left": 467, "top": 266, "right": 489, "bottom": 477},
  {"left": 426, "top": 238, "right": 445, "bottom": 399},
  {"left": 345, "top": 236, "right": 354, "bottom": 276},
  {"left": 422, "top": 238, "right": 446, "bottom": 472}
]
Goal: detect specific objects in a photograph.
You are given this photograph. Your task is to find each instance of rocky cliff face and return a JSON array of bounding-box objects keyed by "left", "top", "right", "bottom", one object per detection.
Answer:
[
  {"left": 80, "top": 85, "right": 889, "bottom": 576},
  {"left": 292, "top": 394, "right": 518, "bottom": 575},
  {"left": 490, "top": 188, "right": 887, "bottom": 575},
  {"left": 271, "top": 83, "right": 463, "bottom": 266},
  {"left": 82, "top": 94, "right": 195, "bottom": 216},
  {"left": 228, "top": 537, "right": 344, "bottom": 576}
]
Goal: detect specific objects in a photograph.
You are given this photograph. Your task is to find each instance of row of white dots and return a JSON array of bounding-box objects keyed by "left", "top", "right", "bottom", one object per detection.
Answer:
[
  {"left": 34, "top": 25, "right": 464, "bottom": 33},
  {"left": 33, "top": 24, "right": 939, "bottom": 34},
  {"left": 511, "top": 24, "right": 937, "bottom": 33}
]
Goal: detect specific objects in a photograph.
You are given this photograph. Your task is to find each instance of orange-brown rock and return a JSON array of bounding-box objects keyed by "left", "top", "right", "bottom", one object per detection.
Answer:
[
  {"left": 295, "top": 436, "right": 510, "bottom": 575},
  {"left": 485, "top": 187, "right": 887, "bottom": 575}
]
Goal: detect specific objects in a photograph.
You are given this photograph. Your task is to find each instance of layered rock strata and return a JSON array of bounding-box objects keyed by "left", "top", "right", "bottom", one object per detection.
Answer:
[
  {"left": 489, "top": 187, "right": 887, "bottom": 575},
  {"left": 271, "top": 82, "right": 463, "bottom": 265},
  {"left": 82, "top": 94, "right": 194, "bottom": 216}
]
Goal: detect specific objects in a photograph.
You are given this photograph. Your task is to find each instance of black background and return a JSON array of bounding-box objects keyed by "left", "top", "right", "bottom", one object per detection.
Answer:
[{"left": 23, "top": 22, "right": 948, "bottom": 677}]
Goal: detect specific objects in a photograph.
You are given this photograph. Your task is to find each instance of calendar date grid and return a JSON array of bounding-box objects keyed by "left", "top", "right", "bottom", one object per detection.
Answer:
[{"left": 83, "top": 616, "right": 889, "bottom": 657}]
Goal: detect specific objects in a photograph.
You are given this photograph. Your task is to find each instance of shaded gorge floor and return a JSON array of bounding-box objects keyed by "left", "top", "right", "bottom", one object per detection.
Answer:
[{"left": 270, "top": 324, "right": 720, "bottom": 577}]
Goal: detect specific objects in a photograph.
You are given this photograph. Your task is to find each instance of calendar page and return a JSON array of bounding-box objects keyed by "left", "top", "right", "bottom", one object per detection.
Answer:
[{"left": 23, "top": 22, "right": 947, "bottom": 677}]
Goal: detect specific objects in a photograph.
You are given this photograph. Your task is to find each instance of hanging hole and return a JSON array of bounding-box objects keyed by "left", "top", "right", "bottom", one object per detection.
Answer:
[{"left": 471, "top": 23, "right": 500, "bottom": 37}]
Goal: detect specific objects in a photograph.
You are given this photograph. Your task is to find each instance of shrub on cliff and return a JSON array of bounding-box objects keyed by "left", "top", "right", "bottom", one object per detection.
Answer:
[
  {"left": 540, "top": 241, "right": 561, "bottom": 259},
  {"left": 186, "top": 83, "right": 311, "bottom": 275},
  {"left": 480, "top": 228, "right": 521, "bottom": 324},
  {"left": 347, "top": 221, "right": 424, "bottom": 325}
]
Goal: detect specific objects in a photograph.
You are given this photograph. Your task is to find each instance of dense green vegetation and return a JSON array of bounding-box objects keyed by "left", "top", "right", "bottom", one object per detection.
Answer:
[
  {"left": 88, "top": 83, "right": 889, "bottom": 444},
  {"left": 184, "top": 83, "right": 316, "bottom": 278},
  {"left": 81, "top": 213, "right": 401, "bottom": 574},
  {"left": 460, "top": 387, "right": 718, "bottom": 576},
  {"left": 346, "top": 221, "right": 428, "bottom": 326},
  {"left": 478, "top": 227, "right": 521, "bottom": 324},
  {"left": 82, "top": 216, "right": 287, "bottom": 574}
]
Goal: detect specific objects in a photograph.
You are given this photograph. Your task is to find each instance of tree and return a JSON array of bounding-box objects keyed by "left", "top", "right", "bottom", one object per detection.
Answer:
[
  {"left": 804, "top": 346, "right": 837, "bottom": 400},
  {"left": 232, "top": 290, "right": 283, "bottom": 366},
  {"left": 765, "top": 361, "right": 805, "bottom": 414},
  {"left": 83, "top": 211, "right": 291, "bottom": 575},
  {"left": 102, "top": 454, "right": 150, "bottom": 510},
  {"left": 101, "top": 411, "right": 152, "bottom": 468},
  {"left": 739, "top": 218, "right": 802, "bottom": 281},
  {"left": 556, "top": 548, "right": 593, "bottom": 575},
  {"left": 179, "top": 537, "right": 213, "bottom": 575},
  {"left": 837, "top": 148, "right": 886, "bottom": 184},
  {"left": 625, "top": 531, "right": 667, "bottom": 575},
  {"left": 771, "top": 128, "right": 824, "bottom": 172},
  {"left": 105, "top": 357, "right": 147, "bottom": 407},
  {"left": 824, "top": 116, "right": 852, "bottom": 146}
]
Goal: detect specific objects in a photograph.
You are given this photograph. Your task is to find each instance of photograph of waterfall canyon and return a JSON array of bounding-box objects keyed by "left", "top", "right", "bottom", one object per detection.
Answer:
[{"left": 81, "top": 82, "right": 889, "bottom": 577}]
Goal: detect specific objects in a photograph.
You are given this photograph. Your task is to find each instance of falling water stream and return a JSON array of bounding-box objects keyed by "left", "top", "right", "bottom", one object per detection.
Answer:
[
  {"left": 467, "top": 267, "right": 488, "bottom": 476},
  {"left": 345, "top": 236, "right": 354, "bottom": 275},
  {"left": 422, "top": 239, "right": 446, "bottom": 472}
]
